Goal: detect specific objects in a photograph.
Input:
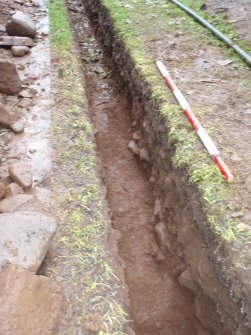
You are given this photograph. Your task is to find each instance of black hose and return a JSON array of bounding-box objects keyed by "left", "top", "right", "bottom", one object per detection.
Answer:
[{"left": 169, "top": 0, "right": 251, "bottom": 67}]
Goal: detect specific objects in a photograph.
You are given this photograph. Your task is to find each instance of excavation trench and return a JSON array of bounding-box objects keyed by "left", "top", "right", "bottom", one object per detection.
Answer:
[{"left": 66, "top": 1, "right": 244, "bottom": 334}]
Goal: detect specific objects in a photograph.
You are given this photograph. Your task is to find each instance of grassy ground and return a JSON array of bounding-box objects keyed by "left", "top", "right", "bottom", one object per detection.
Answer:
[
  {"left": 100, "top": 0, "right": 251, "bottom": 265},
  {"left": 49, "top": 0, "right": 127, "bottom": 333}
]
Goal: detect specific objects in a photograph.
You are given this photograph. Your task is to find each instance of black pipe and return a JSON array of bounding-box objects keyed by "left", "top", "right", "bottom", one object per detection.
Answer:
[{"left": 169, "top": 0, "right": 251, "bottom": 67}]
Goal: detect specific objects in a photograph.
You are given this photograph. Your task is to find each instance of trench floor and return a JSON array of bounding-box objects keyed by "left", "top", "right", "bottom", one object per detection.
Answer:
[{"left": 66, "top": 3, "right": 199, "bottom": 335}]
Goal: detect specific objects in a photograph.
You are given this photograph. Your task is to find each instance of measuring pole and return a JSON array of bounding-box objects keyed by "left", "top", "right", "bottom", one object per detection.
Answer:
[{"left": 156, "top": 61, "right": 234, "bottom": 181}]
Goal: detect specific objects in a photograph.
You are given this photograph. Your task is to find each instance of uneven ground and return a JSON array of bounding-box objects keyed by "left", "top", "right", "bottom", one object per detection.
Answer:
[{"left": 0, "top": 0, "right": 251, "bottom": 334}]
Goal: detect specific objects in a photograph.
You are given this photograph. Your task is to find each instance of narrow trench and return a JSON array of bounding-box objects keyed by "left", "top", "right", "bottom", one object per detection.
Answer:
[
  {"left": 66, "top": 5, "right": 200, "bottom": 335},
  {"left": 65, "top": 2, "right": 233, "bottom": 335}
]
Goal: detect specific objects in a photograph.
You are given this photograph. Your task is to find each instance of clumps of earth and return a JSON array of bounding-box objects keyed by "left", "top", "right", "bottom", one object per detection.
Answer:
[{"left": 0, "top": 3, "right": 71, "bottom": 334}]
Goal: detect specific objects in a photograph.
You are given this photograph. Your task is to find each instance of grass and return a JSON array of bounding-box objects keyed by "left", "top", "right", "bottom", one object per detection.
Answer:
[
  {"left": 98, "top": 0, "right": 251, "bottom": 260},
  {"left": 49, "top": 0, "right": 127, "bottom": 333}
]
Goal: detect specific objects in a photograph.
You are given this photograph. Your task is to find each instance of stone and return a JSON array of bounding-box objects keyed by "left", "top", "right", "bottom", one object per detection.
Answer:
[
  {"left": 0, "top": 24, "right": 6, "bottom": 34},
  {"left": 0, "top": 194, "right": 33, "bottom": 212},
  {"left": 154, "top": 221, "right": 175, "bottom": 255},
  {"left": 0, "top": 36, "right": 34, "bottom": 47},
  {"left": 11, "top": 46, "right": 30, "bottom": 57},
  {"left": 4, "top": 183, "right": 23, "bottom": 197},
  {"left": 178, "top": 268, "right": 199, "bottom": 292},
  {"left": 0, "top": 182, "right": 6, "bottom": 200},
  {"left": 8, "top": 163, "right": 32, "bottom": 189},
  {"left": 0, "top": 104, "right": 19, "bottom": 127},
  {"left": 10, "top": 119, "right": 25, "bottom": 134},
  {"left": 0, "top": 62, "right": 22, "bottom": 95},
  {"left": 194, "top": 295, "right": 229, "bottom": 335},
  {"left": 139, "top": 148, "right": 150, "bottom": 162},
  {"left": 0, "top": 211, "right": 57, "bottom": 272},
  {"left": 17, "top": 97, "right": 32, "bottom": 108},
  {"left": 0, "top": 265, "right": 69, "bottom": 335},
  {"left": 128, "top": 140, "right": 139, "bottom": 155},
  {"left": 6, "top": 11, "right": 36, "bottom": 38}
]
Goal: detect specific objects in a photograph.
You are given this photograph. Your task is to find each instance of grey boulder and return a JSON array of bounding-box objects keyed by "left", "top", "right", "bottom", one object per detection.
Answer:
[
  {"left": 0, "top": 36, "right": 34, "bottom": 47},
  {"left": 6, "top": 11, "right": 36, "bottom": 38},
  {"left": 0, "top": 211, "right": 57, "bottom": 272}
]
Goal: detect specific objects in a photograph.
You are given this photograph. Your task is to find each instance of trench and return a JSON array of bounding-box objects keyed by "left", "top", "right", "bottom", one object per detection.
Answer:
[{"left": 65, "top": 1, "right": 241, "bottom": 334}]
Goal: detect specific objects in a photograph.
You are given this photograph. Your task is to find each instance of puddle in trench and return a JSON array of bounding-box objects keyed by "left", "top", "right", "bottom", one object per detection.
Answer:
[{"left": 67, "top": 3, "right": 201, "bottom": 335}]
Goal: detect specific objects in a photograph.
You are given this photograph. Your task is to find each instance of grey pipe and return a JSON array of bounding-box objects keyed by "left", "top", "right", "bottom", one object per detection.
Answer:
[{"left": 169, "top": 0, "right": 251, "bottom": 67}]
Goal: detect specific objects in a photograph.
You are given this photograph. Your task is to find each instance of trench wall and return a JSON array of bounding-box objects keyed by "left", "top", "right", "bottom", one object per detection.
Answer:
[{"left": 82, "top": 1, "right": 251, "bottom": 334}]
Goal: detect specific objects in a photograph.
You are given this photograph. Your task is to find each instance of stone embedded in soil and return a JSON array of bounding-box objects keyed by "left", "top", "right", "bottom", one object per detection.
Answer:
[
  {"left": 0, "top": 264, "right": 69, "bottom": 335},
  {"left": 10, "top": 119, "right": 25, "bottom": 134},
  {"left": 8, "top": 163, "right": 32, "bottom": 189},
  {"left": 0, "top": 62, "right": 22, "bottom": 95},
  {"left": 0, "top": 104, "right": 20, "bottom": 127},
  {"left": 179, "top": 268, "right": 199, "bottom": 292},
  {"left": 6, "top": 11, "right": 36, "bottom": 38},
  {"left": 11, "top": 45, "right": 30, "bottom": 57},
  {"left": 0, "top": 211, "right": 57, "bottom": 272},
  {"left": 139, "top": 147, "right": 150, "bottom": 162},
  {"left": 0, "top": 35, "right": 34, "bottom": 47},
  {"left": 128, "top": 140, "right": 140, "bottom": 155},
  {"left": 4, "top": 183, "right": 23, "bottom": 198},
  {"left": 0, "top": 182, "right": 6, "bottom": 200},
  {"left": 0, "top": 194, "right": 33, "bottom": 212}
]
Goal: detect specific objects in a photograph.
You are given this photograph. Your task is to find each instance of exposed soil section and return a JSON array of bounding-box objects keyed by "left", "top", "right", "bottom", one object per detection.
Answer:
[
  {"left": 67, "top": 1, "right": 242, "bottom": 334},
  {"left": 73, "top": 0, "right": 251, "bottom": 334},
  {"left": 67, "top": 4, "right": 199, "bottom": 334}
]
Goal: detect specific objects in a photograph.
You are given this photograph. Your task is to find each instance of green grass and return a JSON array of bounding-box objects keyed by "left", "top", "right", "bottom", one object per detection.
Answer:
[{"left": 49, "top": 0, "right": 127, "bottom": 333}]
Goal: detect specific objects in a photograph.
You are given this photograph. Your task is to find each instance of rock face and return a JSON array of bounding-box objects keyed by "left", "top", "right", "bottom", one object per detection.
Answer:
[
  {"left": 6, "top": 11, "right": 36, "bottom": 38},
  {"left": 8, "top": 163, "right": 32, "bottom": 189},
  {"left": 5, "top": 183, "right": 23, "bottom": 197},
  {"left": 0, "top": 265, "right": 69, "bottom": 335},
  {"left": 0, "top": 104, "right": 19, "bottom": 127},
  {"left": 0, "top": 62, "right": 22, "bottom": 95},
  {"left": 0, "top": 36, "right": 34, "bottom": 47},
  {"left": 0, "top": 211, "right": 57, "bottom": 272},
  {"left": 0, "top": 194, "right": 33, "bottom": 213},
  {"left": 11, "top": 46, "right": 30, "bottom": 57}
]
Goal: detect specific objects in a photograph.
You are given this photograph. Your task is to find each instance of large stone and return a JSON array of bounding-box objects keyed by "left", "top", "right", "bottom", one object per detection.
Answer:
[
  {"left": 5, "top": 183, "right": 23, "bottom": 198},
  {"left": 11, "top": 46, "right": 30, "bottom": 57},
  {"left": 6, "top": 11, "right": 36, "bottom": 38},
  {"left": 0, "top": 62, "right": 22, "bottom": 95},
  {"left": 8, "top": 163, "right": 32, "bottom": 189},
  {"left": 0, "top": 104, "right": 19, "bottom": 127},
  {"left": 0, "top": 211, "right": 57, "bottom": 272},
  {"left": 178, "top": 268, "right": 199, "bottom": 292},
  {"left": 0, "top": 194, "right": 33, "bottom": 213},
  {"left": 0, "top": 265, "right": 69, "bottom": 335},
  {"left": 0, "top": 36, "right": 34, "bottom": 47}
]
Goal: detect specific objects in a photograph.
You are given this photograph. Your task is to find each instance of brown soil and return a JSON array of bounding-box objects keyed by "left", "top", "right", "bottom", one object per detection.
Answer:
[
  {"left": 67, "top": 2, "right": 231, "bottom": 334},
  {"left": 205, "top": 0, "right": 251, "bottom": 44}
]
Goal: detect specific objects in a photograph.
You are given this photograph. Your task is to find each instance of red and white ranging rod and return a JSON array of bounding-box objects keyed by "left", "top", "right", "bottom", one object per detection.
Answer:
[{"left": 156, "top": 60, "right": 234, "bottom": 182}]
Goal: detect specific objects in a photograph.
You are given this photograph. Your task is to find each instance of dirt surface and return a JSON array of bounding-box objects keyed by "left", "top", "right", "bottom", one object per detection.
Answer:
[{"left": 205, "top": 0, "right": 251, "bottom": 44}]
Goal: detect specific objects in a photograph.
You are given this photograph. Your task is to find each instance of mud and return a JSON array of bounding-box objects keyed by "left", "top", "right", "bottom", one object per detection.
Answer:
[{"left": 66, "top": 1, "right": 248, "bottom": 334}]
